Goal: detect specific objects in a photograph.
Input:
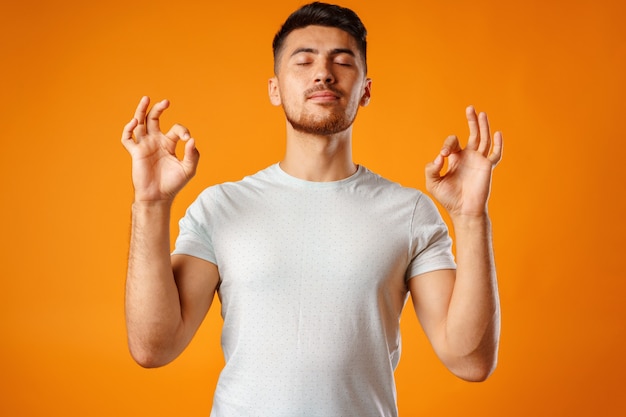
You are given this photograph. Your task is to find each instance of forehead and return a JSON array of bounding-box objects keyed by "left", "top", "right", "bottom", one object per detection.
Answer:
[{"left": 282, "top": 25, "right": 360, "bottom": 56}]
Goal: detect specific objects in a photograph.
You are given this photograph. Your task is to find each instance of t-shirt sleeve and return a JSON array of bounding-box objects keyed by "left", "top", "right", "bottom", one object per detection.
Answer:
[
  {"left": 406, "top": 193, "right": 456, "bottom": 280},
  {"left": 171, "top": 188, "right": 218, "bottom": 264}
]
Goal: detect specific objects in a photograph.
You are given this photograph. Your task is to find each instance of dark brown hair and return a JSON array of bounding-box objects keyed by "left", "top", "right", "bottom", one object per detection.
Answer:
[{"left": 272, "top": 2, "right": 368, "bottom": 74}]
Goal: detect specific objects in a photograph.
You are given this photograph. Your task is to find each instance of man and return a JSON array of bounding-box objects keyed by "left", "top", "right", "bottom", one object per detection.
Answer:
[{"left": 122, "top": 2, "right": 502, "bottom": 416}]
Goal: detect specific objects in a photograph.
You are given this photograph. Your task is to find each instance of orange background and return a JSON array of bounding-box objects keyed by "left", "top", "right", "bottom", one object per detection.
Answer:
[{"left": 2, "top": 0, "right": 625, "bottom": 415}]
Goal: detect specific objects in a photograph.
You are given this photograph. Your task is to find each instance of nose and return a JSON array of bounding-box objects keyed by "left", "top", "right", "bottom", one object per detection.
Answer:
[{"left": 314, "top": 59, "right": 335, "bottom": 84}]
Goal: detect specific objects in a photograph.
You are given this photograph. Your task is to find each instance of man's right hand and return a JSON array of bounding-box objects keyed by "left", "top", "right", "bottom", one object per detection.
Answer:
[{"left": 121, "top": 96, "right": 200, "bottom": 202}]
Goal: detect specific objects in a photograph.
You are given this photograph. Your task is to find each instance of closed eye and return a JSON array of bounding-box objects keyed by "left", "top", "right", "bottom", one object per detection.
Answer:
[{"left": 332, "top": 55, "right": 356, "bottom": 67}]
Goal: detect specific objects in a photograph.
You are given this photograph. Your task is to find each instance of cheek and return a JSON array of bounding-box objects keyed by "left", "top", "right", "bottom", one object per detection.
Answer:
[
  {"left": 279, "top": 80, "right": 303, "bottom": 104},
  {"left": 349, "top": 88, "right": 365, "bottom": 107}
]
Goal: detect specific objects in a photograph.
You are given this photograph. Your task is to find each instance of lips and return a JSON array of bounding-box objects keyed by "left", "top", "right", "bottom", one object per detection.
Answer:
[
  {"left": 309, "top": 91, "right": 337, "bottom": 98},
  {"left": 307, "top": 89, "right": 341, "bottom": 102},
  {"left": 306, "top": 88, "right": 341, "bottom": 101}
]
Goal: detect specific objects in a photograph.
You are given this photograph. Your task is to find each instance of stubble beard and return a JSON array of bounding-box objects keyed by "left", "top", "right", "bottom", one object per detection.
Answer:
[
  {"left": 283, "top": 89, "right": 358, "bottom": 136},
  {"left": 286, "top": 109, "right": 355, "bottom": 136}
]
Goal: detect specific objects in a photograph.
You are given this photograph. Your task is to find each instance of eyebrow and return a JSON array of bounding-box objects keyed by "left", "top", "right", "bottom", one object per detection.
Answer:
[{"left": 290, "top": 47, "right": 356, "bottom": 58}]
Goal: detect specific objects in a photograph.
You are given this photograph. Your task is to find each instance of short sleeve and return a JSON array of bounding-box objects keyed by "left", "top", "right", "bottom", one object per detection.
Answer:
[
  {"left": 171, "top": 188, "right": 218, "bottom": 264},
  {"left": 405, "top": 193, "right": 456, "bottom": 280}
]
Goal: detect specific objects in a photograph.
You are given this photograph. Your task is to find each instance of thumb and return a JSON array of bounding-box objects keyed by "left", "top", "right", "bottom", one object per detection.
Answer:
[
  {"left": 181, "top": 138, "right": 200, "bottom": 175},
  {"left": 425, "top": 153, "right": 445, "bottom": 186}
]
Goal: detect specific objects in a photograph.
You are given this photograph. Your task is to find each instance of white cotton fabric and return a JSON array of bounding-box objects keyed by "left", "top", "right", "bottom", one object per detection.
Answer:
[{"left": 173, "top": 164, "right": 456, "bottom": 417}]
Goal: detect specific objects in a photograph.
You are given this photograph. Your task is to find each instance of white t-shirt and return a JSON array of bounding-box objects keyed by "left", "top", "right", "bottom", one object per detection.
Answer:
[{"left": 173, "top": 164, "right": 456, "bottom": 417}]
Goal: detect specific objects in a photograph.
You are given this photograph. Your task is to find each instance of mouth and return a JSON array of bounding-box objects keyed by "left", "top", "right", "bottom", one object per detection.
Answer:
[{"left": 306, "top": 88, "right": 341, "bottom": 102}]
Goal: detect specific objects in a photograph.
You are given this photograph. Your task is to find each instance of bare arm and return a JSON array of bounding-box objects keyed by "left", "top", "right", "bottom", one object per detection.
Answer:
[
  {"left": 410, "top": 106, "right": 503, "bottom": 381},
  {"left": 121, "top": 97, "right": 219, "bottom": 368}
]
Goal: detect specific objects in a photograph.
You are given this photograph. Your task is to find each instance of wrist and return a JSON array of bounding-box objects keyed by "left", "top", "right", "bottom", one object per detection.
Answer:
[
  {"left": 450, "top": 212, "right": 491, "bottom": 231},
  {"left": 131, "top": 199, "right": 174, "bottom": 215}
]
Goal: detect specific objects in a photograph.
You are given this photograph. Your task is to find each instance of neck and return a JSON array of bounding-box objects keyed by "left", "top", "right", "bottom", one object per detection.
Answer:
[{"left": 279, "top": 125, "right": 356, "bottom": 182}]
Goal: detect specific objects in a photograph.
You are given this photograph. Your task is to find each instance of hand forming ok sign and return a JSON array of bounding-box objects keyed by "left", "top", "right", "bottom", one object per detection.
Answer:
[
  {"left": 121, "top": 97, "right": 200, "bottom": 203},
  {"left": 425, "top": 106, "right": 503, "bottom": 219}
]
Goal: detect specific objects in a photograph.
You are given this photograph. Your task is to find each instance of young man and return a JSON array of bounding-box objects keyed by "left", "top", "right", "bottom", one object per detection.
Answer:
[{"left": 122, "top": 2, "right": 503, "bottom": 416}]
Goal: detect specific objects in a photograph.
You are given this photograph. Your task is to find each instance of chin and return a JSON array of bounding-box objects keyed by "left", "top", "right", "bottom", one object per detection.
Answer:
[{"left": 287, "top": 112, "right": 356, "bottom": 136}]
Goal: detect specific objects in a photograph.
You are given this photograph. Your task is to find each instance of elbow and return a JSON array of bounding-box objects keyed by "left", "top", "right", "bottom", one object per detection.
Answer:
[
  {"left": 447, "top": 350, "right": 498, "bottom": 382},
  {"left": 131, "top": 350, "right": 168, "bottom": 369},
  {"left": 126, "top": 320, "right": 186, "bottom": 368},
  {"left": 455, "top": 358, "right": 497, "bottom": 382},
  {"left": 445, "top": 320, "right": 500, "bottom": 382},
  {"left": 128, "top": 339, "right": 175, "bottom": 369}
]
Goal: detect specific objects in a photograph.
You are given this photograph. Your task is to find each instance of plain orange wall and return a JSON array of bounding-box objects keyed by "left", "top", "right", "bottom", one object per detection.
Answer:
[{"left": 1, "top": 0, "right": 625, "bottom": 415}]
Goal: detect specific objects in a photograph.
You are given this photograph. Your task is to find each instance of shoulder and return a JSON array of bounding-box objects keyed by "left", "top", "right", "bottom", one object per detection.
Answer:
[
  {"left": 356, "top": 165, "right": 424, "bottom": 200},
  {"left": 194, "top": 164, "right": 279, "bottom": 199}
]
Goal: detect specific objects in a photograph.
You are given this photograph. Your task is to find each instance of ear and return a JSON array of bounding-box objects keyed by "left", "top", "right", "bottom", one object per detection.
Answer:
[
  {"left": 360, "top": 78, "right": 372, "bottom": 107},
  {"left": 268, "top": 76, "right": 282, "bottom": 106}
]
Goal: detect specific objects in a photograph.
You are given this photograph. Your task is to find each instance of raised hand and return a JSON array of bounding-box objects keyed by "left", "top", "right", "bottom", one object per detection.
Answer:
[
  {"left": 425, "top": 106, "right": 503, "bottom": 219},
  {"left": 121, "top": 97, "right": 200, "bottom": 203}
]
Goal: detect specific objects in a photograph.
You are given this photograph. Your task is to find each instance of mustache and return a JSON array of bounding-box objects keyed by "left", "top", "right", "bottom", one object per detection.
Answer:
[{"left": 304, "top": 85, "right": 343, "bottom": 98}]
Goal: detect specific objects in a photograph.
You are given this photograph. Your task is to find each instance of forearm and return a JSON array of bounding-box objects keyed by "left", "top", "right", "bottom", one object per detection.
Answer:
[
  {"left": 445, "top": 214, "right": 500, "bottom": 378},
  {"left": 125, "top": 200, "right": 184, "bottom": 367}
]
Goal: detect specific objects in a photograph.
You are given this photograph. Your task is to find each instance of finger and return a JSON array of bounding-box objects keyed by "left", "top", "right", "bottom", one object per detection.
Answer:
[
  {"left": 466, "top": 105, "right": 480, "bottom": 151},
  {"left": 426, "top": 135, "right": 459, "bottom": 185},
  {"left": 146, "top": 99, "right": 170, "bottom": 134},
  {"left": 181, "top": 138, "right": 200, "bottom": 175},
  {"left": 121, "top": 117, "right": 139, "bottom": 151},
  {"left": 165, "top": 123, "right": 191, "bottom": 143},
  {"left": 477, "top": 111, "right": 492, "bottom": 155},
  {"left": 488, "top": 131, "right": 503, "bottom": 166},
  {"left": 132, "top": 96, "right": 150, "bottom": 138},
  {"left": 425, "top": 154, "right": 444, "bottom": 187},
  {"left": 440, "top": 135, "right": 462, "bottom": 157}
]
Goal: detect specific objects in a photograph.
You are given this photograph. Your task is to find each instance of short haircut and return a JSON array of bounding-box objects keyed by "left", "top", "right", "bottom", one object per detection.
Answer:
[{"left": 272, "top": 2, "right": 368, "bottom": 74}]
